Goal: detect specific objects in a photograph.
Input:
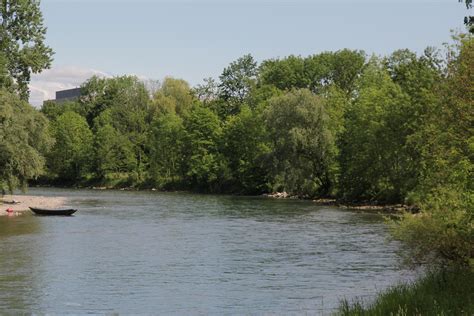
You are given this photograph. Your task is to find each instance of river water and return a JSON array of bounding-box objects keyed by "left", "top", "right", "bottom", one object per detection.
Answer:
[{"left": 0, "top": 188, "right": 410, "bottom": 315}]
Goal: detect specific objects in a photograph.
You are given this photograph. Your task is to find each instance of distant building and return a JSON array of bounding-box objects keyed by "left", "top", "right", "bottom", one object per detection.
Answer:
[{"left": 55, "top": 87, "right": 81, "bottom": 102}]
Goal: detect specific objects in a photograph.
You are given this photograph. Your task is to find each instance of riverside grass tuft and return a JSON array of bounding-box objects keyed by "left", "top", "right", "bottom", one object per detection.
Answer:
[{"left": 337, "top": 268, "right": 474, "bottom": 316}]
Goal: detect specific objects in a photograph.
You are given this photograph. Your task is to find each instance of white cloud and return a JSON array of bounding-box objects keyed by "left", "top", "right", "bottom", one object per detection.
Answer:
[{"left": 28, "top": 66, "right": 110, "bottom": 107}]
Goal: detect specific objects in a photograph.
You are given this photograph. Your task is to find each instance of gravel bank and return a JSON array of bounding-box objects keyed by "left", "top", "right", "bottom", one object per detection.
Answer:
[{"left": 1, "top": 195, "right": 67, "bottom": 215}]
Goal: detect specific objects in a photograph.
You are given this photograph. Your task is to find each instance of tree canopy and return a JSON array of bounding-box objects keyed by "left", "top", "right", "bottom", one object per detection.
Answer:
[{"left": 0, "top": 0, "right": 54, "bottom": 99}]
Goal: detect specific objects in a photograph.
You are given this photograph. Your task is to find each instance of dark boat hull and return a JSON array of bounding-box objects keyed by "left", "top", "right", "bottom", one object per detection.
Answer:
[{"left": 29, "top": 207, "right": 77, "bottom": 216}]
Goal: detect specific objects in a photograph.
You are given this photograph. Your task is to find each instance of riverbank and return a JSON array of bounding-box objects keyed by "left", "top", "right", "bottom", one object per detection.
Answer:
[
  {"left": 0, "top": 195, "right": 67, "bottom": 216},
  {"left": 33, "top": 184, "right": 417, "bottom": 214},
  {"left": 266, "top": 193, "right": 418, "bottom": 213},
  {"left": 338, "top": 268, "right": 474, "bottom": 315}
]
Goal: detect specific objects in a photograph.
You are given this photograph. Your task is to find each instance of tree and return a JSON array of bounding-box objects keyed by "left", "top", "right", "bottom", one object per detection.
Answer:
[
  {"left": 265, "top": 89, "right": 335, "bottom": 197},
  {"left": 0, "top": 52, "right": 12, "bottom": 90},
  {"left": 259, "top": 50, "right": 366, "bottom": 96},
  {"left": 218, "top": 54, "right": 258, "bottom": 116},
  {"left": 183, "top": 105, "right": 229, "bottom": 191},
  {"left": 152, "top": 77, "right": 194, "bottom": 116},
  {"left": 40, "top": 100, "right": 82, "bottom": 121},
  {"left": 93, "top": 110, "right": 136, "bottom": 180},
  {"left": 48, "top": 111, "right": 93, "bottom": 181},
  {"left": 389, "top": 36, "right": 473, "bottom": 267},
  {"left": 338, "top": 60, "right": 413, "bottom": 202},
  {"left": 194, "top": 77, "right": 219, "bottom": 105},
  {"left": 0, "top": 89, "right": 52, "bottom": 191},
  {"left": 222, "top": 105, "right": 270, "bottom": 194},
  {"left": 80, "top": 76, "right": 152, "bottom": 182},
  {"left": 149, "top": 112, "right": 186, "bottom": 188},
  {"left": 0, "top": 0, "right": 54, "bottom": 99}
]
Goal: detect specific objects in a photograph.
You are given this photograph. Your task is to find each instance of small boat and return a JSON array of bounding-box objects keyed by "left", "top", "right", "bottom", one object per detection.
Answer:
[{"left": 29, "top": 207, "right": 77, "bottom": 216}]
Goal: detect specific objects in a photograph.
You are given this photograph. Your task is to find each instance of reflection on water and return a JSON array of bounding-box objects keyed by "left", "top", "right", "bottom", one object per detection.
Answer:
[
  {"left": 0, "top": 216, "right": 41, "bottom": 313},
  {"left": 0, "top": 188, "right": 410, "bottom": 314}
]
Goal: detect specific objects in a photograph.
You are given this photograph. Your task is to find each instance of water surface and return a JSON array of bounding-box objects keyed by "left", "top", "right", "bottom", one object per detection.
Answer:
[{"left": 0, "top": 188, "right": 409, "bottom": 314}]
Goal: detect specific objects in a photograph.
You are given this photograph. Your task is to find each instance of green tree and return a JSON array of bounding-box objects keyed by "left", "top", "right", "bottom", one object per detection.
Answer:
[
  {"left": 391, "top": 36, "right": 473, "bottom": 267},
  {"left": 0, "top": 89, "right": 52, "bottom": 191},
  {"left": 265, "top": 89, "right": 335, "bottom": 197},
  {"left": 338, "top": 60, "right": 413, "bottom": 202},
  {"left": 259, "top": 50, "right": 366, "bottom": 96},
  {"left": 259, "top": 55, "right": 310, "bottom": 91},
  {"left": 81, "top": 76, "right": 152, "bottom": 182},
  {"left": 0, "top": 0, "right": 54, "bottom": 99},
  {"left": 222, "top": 105, "right": 270, "bottom": 194},
  {"left": 48, "top": 111, "right": 93, "bottom": 181},
  {"left": 0, "top": 52, "right": 12, "bottom": 90},
  {"left": 183, "top": 105, "right": 229, "bottom": 191},
  {"left": 93, "top": 110, "right": 136, "bottom": 179},
  {"left": 149, "top": 112, "right": 186, "bottom": 188},
  {"left": 40, "top": 100, "right": 82, "bottom": 121},
  {"left": 152, "top": 77, "right": 194, "bottom": 116},
  {"left": 218, "top": 54, "right": 258, "bottom": 116}
]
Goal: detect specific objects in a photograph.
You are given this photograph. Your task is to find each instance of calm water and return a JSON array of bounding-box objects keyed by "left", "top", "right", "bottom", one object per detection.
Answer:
[{"left": 0, "top": 188, "right": 409, "bottom": 315}]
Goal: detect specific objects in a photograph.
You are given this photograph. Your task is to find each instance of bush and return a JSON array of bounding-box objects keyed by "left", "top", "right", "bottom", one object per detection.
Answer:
[{"left": 338, "top": 268, "right": 474, "bottom": 316}]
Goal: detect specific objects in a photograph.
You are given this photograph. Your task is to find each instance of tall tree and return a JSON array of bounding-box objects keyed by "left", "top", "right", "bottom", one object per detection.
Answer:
[
  {"left": 259, "top": 50, "right": 365, "bottom": 96},
  {"left": 0, "top": 0, "right": 54, "bottom": 99},
  {"left": 149, "top": 112, "right": 186, "bottom": 188},
  {"left": 48, "top": 111, "right": 93, "bottom": 181},
  {"left": 222, "top": 105, "right": 270, "bottom": 194},
  {"left": 93, "top": 110, "right": 136, "bottom": 180},
  {"left": 265, "top": 89, "right": 335, "bottom": 197},
  {"left": 338, "top": 60, "right": 412, "bottom": 202},
  {"left": 218, "top": 54, "right": 257, "bottom": 116},
  {"left": 391, "top": 36, "right": 474, "bottom": 267},
  {"left": 152, "top": 77, "right": 194, "bottom": 116},
  {"left": 183, "top": 105, "right": 229, "bottom": 191},
  {"left": 0, "top": 89, "right": 52, "bottom": 191}
]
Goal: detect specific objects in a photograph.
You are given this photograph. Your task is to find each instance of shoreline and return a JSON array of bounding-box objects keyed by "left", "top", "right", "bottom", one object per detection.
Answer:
[
  {"left": 33, "top": 185, "right": 417, "bottom": 214},
  {"left": 0, "top": 194, "right": 67, "bottom": 216}
]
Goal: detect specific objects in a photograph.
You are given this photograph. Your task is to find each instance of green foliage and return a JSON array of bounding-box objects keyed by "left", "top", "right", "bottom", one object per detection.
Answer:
[
  {"left": 222, "top": 105, "right": 271, "bottom": 194},
  {"left": 0, "top": 52, "right": 13, "bottom": 91},
  {"left": 0, "top": 89, "right": 52, "bottom": 191},
  {"left": 149, "top": 112, "right": 186, "bottom": 188},
  {"left": 265, "top": 89, "right": 335, "bottom": 197},
  {"left": 259, "top": 50, "right": 366, "bottom": 95},
  {"left": 389, "top": 36, "right": 474, "bottom": 267},
  {"left": 0, "top": 0, "right": 54, "bottom": 99},
  {"left": 152, "top": 77, "right": 195, "bottom": 116},
  {"left": 338, "top": 268, "right": 474, "bottom": 316},
  {"left": 80, "top": 75, "right": 150, "bottom": 126},
  {"left": 183, "top": 105, "right": 230, "bottom": 191},
  {"left": 94, "top": 117, "right": 136, "bottom": 179},
  {"left": 218, "top": 54, "right": 258, "bottom": 116},
  {"left": 339, "top": 61, "right": 413, "bottom": 202},
  {"left": 390, "top": 192, "right": 473, "bottom": 267},
  {"left": 80, "top": 76, "right": 152, "bottom": 182},
  {"left": 40, "top": 100, "right": 83, "bottom": 121},
  {"left": 48, "top": 111, "right": 93, "bottom": 180}
]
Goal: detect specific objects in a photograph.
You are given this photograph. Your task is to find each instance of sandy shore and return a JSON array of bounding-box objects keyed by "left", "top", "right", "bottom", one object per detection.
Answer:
[{"left": 0, "top": 195, "right": 67, "bottom": 215}]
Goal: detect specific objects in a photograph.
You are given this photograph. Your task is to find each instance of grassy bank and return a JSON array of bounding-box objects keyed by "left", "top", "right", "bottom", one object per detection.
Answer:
[{"left": 337, "top": 268, "right": 474, "bottom": 315}]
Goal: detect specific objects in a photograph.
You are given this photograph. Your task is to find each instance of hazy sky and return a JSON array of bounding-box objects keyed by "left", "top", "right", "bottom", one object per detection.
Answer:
[{"left": 29, "top": 0, "right": 471, "bottom": 105}]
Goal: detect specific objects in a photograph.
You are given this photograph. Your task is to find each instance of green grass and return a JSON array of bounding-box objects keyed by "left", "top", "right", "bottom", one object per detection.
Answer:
[{"left": 337, "top": 268, "right": 474, "bottom": 316}]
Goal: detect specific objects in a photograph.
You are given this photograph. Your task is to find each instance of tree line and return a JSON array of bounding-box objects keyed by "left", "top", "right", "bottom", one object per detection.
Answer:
[{"left": 0, "top": 0, "right": 472, "bottom": 267}]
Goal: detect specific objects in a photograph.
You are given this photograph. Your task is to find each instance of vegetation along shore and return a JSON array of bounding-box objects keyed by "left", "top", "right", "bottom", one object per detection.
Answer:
[{"left": 0, "top": 0, "right": 472, "bottom": 314}]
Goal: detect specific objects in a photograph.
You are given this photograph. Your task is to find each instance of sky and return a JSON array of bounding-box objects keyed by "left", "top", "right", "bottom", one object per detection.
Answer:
[{"left": 29, "top": 0, "right": 471, "bottom": 106}]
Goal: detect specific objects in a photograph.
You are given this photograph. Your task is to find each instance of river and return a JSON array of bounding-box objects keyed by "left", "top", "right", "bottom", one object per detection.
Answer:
[{"left": 0, "top": 188, "right": 410, "bottom": 314}]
